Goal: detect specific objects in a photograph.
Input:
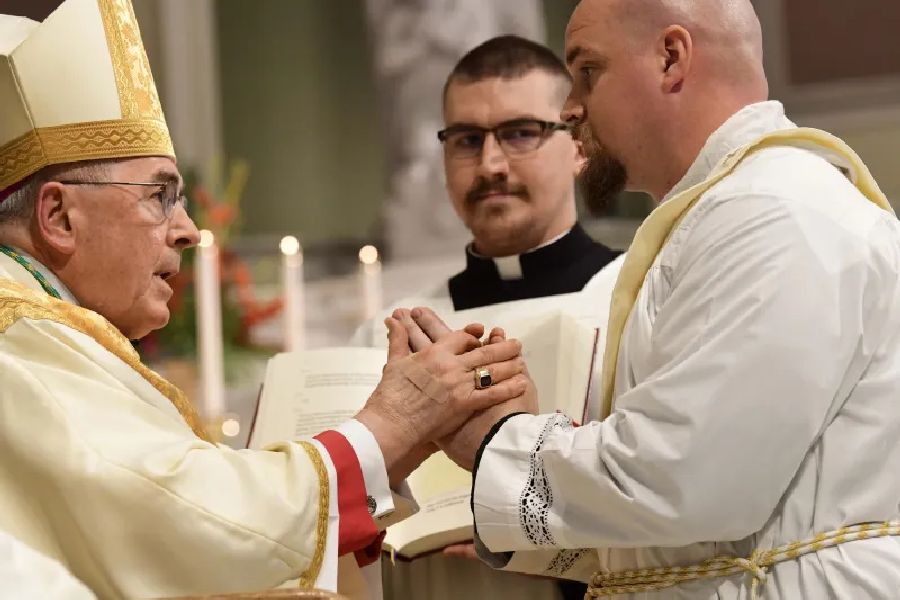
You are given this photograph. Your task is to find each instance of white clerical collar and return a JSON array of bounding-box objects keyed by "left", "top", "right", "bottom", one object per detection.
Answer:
[
  {"left": 10, "top": 246, "right": 79, "bottom": 305},
  {"left": 662, "top": 101, "right": 797, "bottom": 203},
  {"left": 469, "top": 227, "right": 573, "bottom": 281}
]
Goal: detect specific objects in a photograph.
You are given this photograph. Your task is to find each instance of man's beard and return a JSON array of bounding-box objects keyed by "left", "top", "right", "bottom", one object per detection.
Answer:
[{"left": 576, "top": 122, "right": 627, "bottom": 216}]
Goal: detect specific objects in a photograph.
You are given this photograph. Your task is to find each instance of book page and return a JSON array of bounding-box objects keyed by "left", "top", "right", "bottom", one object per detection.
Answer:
[
  {"left": 384, "top": 452, "right": 473, "bottom": 557},
  {"left": 249, "top": 348, "right": 385, "bottom": 449},
  {"left": 554, "top": 313, "right": 599, "bottom": 423}
]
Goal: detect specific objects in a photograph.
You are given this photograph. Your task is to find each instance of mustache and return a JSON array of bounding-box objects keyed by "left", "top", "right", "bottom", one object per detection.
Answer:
[
  {"left": 465, "top": 179, "right": 528, "bottom": 205},
  {"left": 573, "top": 121, "right": 601, "bottom": 153},
  {"left": 571, "top": 121, "right": 591, "bottom": 145}
]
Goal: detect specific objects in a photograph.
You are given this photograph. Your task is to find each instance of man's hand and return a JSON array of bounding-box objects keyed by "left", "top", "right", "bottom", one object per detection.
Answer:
[
  {"left": 356, "top": 317, "right": 528, "bottom": 481},
  {"left": 438, "top": 327, "right": 538, "bottom": 470},
  {"left": 392, "top": 308, "right": 539, "bottom": 470},
  {"left": 443, "top": 541, "right": 479, "bottom": 561},
  {"left": 392, "top": 307, "right": 473, "bottom": 352}
]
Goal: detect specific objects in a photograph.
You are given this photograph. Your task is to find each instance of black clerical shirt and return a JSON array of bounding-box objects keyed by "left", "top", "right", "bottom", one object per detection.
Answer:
[{"left": 448, "top": 224, "right": 620, "bottom": 311}]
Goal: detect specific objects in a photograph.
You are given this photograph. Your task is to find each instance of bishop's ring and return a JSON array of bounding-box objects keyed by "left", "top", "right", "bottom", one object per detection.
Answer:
[{"left": 474, "top": 368, "right": 493, "bottom": 390}]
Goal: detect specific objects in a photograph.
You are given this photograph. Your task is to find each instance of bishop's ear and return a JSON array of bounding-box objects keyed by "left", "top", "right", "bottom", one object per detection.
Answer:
[
  {"left": 35, "top": 181, "right": 77, "bottom": 255},
  {"left": 658, "top": 25, "right": 693, "bottom": 94}
]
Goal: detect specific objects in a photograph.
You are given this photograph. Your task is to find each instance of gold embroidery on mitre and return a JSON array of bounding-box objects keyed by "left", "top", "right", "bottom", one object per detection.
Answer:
[
  {"left": 0, "top": 132, "right": 44, "bottom": 193},
  {"left": 97, "top": 0, "right": 165, "bottom": 120},
  {"left": 0, "top": 0, "right": 174, "bottom": 191},
  {"left": 0, "top": 279, "right": 210, "bottom": 442},
  {"left": 0, "top": 118, "right": 174, "bottom": 192},
  {"left": 297, "top": 441, "right": 329, "bottom": 589},
  {"left": 39, "top": 118, "right": 173, "bottom": 160}
]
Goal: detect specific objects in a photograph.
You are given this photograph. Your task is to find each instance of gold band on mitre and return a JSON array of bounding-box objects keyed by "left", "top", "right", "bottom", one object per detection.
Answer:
[
  {"left": 0, "top": 118, "right": 173, "bottom": 192},
  {"left": 0, "top": 0, "right": 174, "bottom": 192}
]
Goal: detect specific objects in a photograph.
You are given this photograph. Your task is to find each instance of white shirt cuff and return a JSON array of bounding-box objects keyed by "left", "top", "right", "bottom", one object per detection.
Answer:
[
  {"left": 474, "top": 413, "right": 553, "bottom": 551},
  {"left": 335, "top": 419, "right": 395, "bottom": 519}
]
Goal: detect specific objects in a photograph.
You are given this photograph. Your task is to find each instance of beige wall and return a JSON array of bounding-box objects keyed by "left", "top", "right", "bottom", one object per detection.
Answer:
[
  {"left": 816, "top": 113, "right": 900, "bottom": 211},
  {"left": 756, "top": 0, "right": 900, "bottom": 211}
]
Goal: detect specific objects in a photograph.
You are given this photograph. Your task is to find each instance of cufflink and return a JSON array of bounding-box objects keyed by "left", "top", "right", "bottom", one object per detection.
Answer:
[{"left": 367, "top": 495, "right": 377, "bottom": 515}]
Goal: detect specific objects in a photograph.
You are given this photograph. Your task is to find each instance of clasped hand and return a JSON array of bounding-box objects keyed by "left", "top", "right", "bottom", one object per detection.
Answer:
[{"left": 357, "top": 307, "right": 537, "bottom": 481}]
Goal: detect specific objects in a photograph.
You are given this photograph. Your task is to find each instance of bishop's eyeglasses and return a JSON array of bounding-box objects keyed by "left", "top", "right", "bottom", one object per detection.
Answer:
[
  {"left": 58, "top": 179, "right": 187, "bottom": 219},
  {"left": 437, "top": 118, "right": 571, "bottom": 160}
]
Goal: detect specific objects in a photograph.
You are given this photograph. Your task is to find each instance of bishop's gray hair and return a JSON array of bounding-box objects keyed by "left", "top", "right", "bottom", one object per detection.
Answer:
[{"left": 0, "top": 160, "right": 113, "bottom": 225}]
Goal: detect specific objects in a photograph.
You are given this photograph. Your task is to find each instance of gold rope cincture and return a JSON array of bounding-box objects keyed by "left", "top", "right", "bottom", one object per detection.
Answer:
[
  {"left": 597, "top": 127, "right": 896, "bottom": 420},
  {"left": 587, "top": 521, "right": 900, "bottom": 599}
]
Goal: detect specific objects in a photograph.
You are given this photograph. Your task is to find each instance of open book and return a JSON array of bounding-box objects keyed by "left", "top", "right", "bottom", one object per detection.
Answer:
[{"left": 250, "top": 309, "right": 601, "bottom": 558}]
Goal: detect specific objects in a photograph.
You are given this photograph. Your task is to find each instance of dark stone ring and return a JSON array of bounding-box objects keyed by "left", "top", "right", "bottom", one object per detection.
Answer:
[{"left": 474, "top": 368, "right": 492, "bottom": 390}]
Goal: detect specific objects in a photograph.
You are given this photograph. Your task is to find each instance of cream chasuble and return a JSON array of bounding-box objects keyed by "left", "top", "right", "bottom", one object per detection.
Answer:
[
  {"left": 0, "top": 1, "right": 413, "bottom": 596},
  {"left": 0, "top": 254, "right": 341, "bottom": 599},
  {"left": 0, "top": 528, "right": 96, "bottom": 599},
  {"left": 472, "top": 101, "right": 900, "bottom": 599}
]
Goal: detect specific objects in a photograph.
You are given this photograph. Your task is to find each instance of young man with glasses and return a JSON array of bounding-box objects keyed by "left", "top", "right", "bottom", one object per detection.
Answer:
[
  {"left": 368, "top": 35, "right": 625, "bottom": 600},
  {"left": 356, "top": 35, "right": 625, "bottom": 344},
  {"left": 440, "top": 35, "right": 621, "bottom": 312}
]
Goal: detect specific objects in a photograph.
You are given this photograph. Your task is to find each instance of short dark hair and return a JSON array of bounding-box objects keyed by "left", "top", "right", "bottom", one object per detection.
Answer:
[{"left": 443, "top": 35, "right": 571, "bottom": 103}]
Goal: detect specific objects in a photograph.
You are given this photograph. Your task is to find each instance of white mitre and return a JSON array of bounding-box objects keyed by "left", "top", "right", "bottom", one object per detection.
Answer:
[{"left": 0, "top": 0, "right": 173, "bottom": 193}]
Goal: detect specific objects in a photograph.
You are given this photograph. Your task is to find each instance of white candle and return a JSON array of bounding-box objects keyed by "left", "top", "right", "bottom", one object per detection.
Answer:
[
  {"left": 195, "top": 230, "right": 225, "bottom": 419},
  {"left": 280, "top": 235, "right": 305, "bottom": 351},
  {"left": 359, "top": 245, "right": 383, "bottom": 321}
]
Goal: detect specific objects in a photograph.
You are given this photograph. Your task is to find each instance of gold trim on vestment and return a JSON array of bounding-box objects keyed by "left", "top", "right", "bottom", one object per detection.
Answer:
[
  {"left": 0, "top": 279, "right": 209, "bottom": 442},
  {"left": 0, "top": 118, "right": 174, "bottom": 192},
  {"left": 297, "top": 441, "right": 329, "bottom": 589}
]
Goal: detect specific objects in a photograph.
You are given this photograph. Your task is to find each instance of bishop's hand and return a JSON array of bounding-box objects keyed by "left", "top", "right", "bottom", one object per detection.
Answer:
[
  {"left": 395, "top": 307, "right": 539, "bottom": 471},
  {"left": 355, "top": 315, "right": 528, "bottom": 483}
]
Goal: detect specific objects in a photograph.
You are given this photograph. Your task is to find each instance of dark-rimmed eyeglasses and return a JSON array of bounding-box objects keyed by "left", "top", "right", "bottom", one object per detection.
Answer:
[
  {"left": 58, "top": 180, "right": 187, "bottom": 219},
  {"left": 438, "top": 119, "right": 571, "bottom": 160}
]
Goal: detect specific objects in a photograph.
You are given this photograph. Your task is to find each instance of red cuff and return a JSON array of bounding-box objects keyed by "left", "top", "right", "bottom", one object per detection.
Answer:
[
  {"left": 314, "top": 430, "right": 379, "bottom": 556},
  {"left": 355, "top": 531, "right": 386, "bottom": 567}
]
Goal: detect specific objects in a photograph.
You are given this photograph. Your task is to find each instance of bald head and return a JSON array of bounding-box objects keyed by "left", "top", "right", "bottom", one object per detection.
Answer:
[
  {"left": 618, "top": 0, "right": 763, "bottom": 82},
  {"left": 571, "top": 0, "right": 765, "bottom": 89},
  {"left": 563, "top": 0, "right": 769, "bottom": 200}
]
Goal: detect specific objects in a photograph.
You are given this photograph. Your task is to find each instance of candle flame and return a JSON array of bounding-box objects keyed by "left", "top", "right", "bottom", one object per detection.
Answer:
[
  {"left": 359, "top": 245, "right": 379, "bottom": 265},
  {"left": 280, "top": 235, "right": 301, "bottom": 256},
  {"left": 198, "top": 229, "right": 215, "bottom": 248},
  {"left": 221, "top": 418, "right": 241, "bottom": 438}
]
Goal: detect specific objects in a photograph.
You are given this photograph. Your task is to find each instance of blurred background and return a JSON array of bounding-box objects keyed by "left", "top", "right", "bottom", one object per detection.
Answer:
[{"left": 4, "top": 0, "right": 898, "bottom": 444}]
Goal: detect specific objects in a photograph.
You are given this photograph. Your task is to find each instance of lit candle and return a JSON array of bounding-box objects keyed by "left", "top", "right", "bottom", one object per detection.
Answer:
[
  {"left": 220, "top": 413, "right": 242, "bottom": 439},
  {"left": 359, "top": 244, "right": 383, "bottom": 321},
  {"left": 280, "top": 235, "right": 305, "bottom": 351},
  {"left": 195, "top": 230, "right": 225, "bottom": 419}
]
